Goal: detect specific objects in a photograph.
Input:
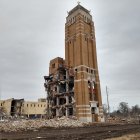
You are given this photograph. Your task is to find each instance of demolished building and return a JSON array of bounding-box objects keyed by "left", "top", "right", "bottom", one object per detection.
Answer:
[
  {"left": 44, "top": 57, "right": 75, "bottom": 118},
  {"left": 0, "top": 98, "right": 24, "bottom": 117},
  {"left": 0, "top": 98, "right": 47, "bottom": 118},
  {"left": 44, "top": 4, "right": 104, "bottom": 122}
]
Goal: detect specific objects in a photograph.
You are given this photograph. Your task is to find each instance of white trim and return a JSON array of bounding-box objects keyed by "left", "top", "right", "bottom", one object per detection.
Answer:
[
  {"left": 76, "top": 33, "right": 87, "bottom": 37},
  {"left": 78, "top": 108, "right": 90, "bottom": 111},
  {"left": 74, "top": 79, "right": 88, "bottom": 82},
  {"left": 76, "top": 23, "right": 84, "bottom": 26},
  {"left": 74, "top": 79, "right": 87, "bottom": 81},
  {"left": 99, "top": 113, "right": 104, "bottom": 115},
  {"left": 78, "top": 112, "right": 91, "bottom": 115},
  {"left": 74, "top": 79, "right": 100, "bottom": 84},
  {"left": 76, "top": 105, "right": 90, "bottom": 107},
  {"left": 74, "top": 79, "right": 82, "bottom": 82},
  {"left": 89, "top": 101, "right": 98, "bottom": 104},
  {"left": 76, "top": 71, "right": 90, "bottom": 74},
  {"left": 65, "top": 33, "right": 94, "bottom": 42},
  {"left": 74, "top": 65, "right": 96, "bottom": 70},
  {"left": 79, "top": 117, "right": 92, "bottom": 122},
  {"left": 76, "top": 71, "right": 96, "bottom": 77}
]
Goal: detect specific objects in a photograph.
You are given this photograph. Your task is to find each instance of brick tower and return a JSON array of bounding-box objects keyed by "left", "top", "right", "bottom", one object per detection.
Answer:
[{"left": 65, "top": 4, "right": 104, "bottom": 122}]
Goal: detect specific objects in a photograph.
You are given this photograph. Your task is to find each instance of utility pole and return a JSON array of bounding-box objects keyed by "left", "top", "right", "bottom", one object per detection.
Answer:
[{"left": 106, "top": 86, "right": 110, "bottom": 117}]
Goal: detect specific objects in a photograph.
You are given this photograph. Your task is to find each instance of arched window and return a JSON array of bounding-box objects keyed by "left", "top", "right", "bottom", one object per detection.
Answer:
[{"left": 85, "top": 16, "right": 86, "bottom": 21}]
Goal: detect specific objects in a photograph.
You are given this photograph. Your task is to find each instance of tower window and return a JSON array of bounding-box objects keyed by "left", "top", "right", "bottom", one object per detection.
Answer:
[
  {"left": 89, "top": 93, "right": 92, "bottom": 101},
  {"left": 86, "top": 68, "right": 88, "bottom": 72},
  {"left": 73, "top": 17, "right": 75, "bottom": 22},
  {"left": 87, "top": 18, "right": 88, "bottom": 22},
  {"left": 55, "top": 87, "right": 57, "bottom": 91},
  {"left": 52, "top": 63, "right": 55, "bottom": 68},
  {"left": 69, "top": 108, "right": 73, "bottom": 115},
  {"left": 85, "top": 16, "right": 86, "bottom": 21},
  {"left": 91, "top": 107, "right": 96, "bottom": 114}
]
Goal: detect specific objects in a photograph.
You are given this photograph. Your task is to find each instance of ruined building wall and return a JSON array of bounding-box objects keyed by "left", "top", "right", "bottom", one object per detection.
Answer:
[
  {"left": 44, "top": 57, "right": 75, "bottom": 118},
  {"left": 0, "top": 98, "right": 46, "bottom": 118},
  {"left": 0, "top": 99, "right": 13, "bottom": 116}
]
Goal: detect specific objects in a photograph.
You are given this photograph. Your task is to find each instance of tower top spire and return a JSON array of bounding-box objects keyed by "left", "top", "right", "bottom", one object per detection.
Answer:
[
  {"left": 77, "top": 1, "right": 81, "bottom": 5},
  {"left": 68, "top": 2, "right": 90, "bottom": 15}
]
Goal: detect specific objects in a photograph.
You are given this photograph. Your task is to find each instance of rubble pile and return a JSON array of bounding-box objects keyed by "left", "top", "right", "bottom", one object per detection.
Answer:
[
  {"left": 46, "top": 117, "right": 84, "bottom": 127},
  {"left": 0, "top": 117, "right": 85, "bottom": 132}
]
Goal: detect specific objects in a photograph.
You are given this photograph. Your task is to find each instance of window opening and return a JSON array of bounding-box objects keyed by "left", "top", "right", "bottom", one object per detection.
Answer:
[
  {"left": 52, "top": 63, "right": 55, "bottom": 68},
  {"left": 91, "top": 107, "right": 96, "bottom": 114}
]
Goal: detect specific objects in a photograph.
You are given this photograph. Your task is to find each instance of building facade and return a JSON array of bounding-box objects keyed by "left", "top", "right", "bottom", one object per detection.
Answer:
[
  {"left": 0, "top": 98, "right": 47, "bottom": 118},
  {"left": 21, "top": 98, "right": 46, "bottom": 118},
  {"left": 44, "top": 4, "right": 104, "bottom": 122}
]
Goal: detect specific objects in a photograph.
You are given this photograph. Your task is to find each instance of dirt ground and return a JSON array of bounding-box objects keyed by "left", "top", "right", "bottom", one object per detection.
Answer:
[
  {"left": 0, "top": 123, "right": 140, "bottom": 140},
  {"left": 106, "top": 133, "right": 140, "bottom": 140}
]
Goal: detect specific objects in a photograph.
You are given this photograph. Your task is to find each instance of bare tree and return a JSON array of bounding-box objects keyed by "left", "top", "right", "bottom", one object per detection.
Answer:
[
  {"left": 118, "top": 102, "right": 129, "bottom": 117},
  {"left": 131, "top": 105, "right": 140, "bottom": 116}
]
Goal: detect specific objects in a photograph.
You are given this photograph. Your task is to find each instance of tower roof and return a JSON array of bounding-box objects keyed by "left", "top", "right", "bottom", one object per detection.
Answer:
[{"left": 68, "top": 4, "right": 90, "bottom": 15}]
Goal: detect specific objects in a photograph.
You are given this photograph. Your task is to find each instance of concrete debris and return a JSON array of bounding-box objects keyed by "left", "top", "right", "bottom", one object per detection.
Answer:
[{"left": 0, "top": 117, "right": 85, "bottom": 132}]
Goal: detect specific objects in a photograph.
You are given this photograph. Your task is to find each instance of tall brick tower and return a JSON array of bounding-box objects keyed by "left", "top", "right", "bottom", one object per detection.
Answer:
[{"left": 65, "top": 4, "right": 104, "bottom": 122}]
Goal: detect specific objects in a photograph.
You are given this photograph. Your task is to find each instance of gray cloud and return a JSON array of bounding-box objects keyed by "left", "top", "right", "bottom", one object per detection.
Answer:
[
  {"left": 93, "top": 0, "right": 140, "bottom": 109},
  {"left": 0, "top": 0, "right": 140, "bottom": 109}
]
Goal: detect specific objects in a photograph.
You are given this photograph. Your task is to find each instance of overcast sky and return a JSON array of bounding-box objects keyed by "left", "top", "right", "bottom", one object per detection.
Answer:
[{"left": 0, "top": 0, "right": 140, "bottom": 110}]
